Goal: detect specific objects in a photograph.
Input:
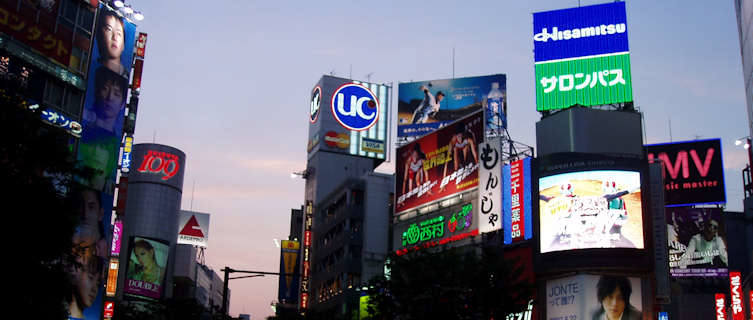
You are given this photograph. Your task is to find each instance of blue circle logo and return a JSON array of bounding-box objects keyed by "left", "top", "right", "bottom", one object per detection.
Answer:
[
  {"left": 310, "top": 86, "right": 321, "bottom": 123},
  {"left": 331, "top": 83, "right": 379, "bottom": 131}
]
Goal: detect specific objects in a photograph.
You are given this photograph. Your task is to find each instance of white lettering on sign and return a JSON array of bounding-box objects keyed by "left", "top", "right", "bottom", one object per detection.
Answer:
[{"left": 534, "top": 24, "right": 626, "bottom": 42}]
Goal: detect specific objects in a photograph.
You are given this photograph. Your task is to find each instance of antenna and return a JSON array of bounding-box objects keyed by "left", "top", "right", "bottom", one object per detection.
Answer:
[
  {"left": 329, "top": 69, "right": 335, "bottom": 76},
  {"left": 452, "top": 47, "right": 455, "bottom": 79},
  {"left": 190, "top": 180, "right": 196, "bottom": 210},
  {"left": 152, "top": 130, "right": 156, "bottom": 143},
  {"left": 668, "top": 117, "right": 673, "bottom": 142},
  {"left": 365, "top": 72, "right": 374, "bottom": 82},
  {"left": 349, "top": 64, "right": 353, "bottom": 79}
]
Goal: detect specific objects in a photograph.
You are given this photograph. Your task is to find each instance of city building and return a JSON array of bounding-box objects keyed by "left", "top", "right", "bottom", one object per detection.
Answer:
[{"left": 173, "top": 244, "right": 229, "bottom": 313}]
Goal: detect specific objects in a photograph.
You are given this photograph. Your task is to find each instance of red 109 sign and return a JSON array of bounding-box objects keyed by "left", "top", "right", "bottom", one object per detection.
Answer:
[{"left": 137, "top": 150, "right": 181, "bottom": 180}]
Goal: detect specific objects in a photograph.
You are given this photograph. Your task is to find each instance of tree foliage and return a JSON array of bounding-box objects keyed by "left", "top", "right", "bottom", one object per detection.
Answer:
[{"left": 364, "top": 245, "right": 534, "bottom": 320}]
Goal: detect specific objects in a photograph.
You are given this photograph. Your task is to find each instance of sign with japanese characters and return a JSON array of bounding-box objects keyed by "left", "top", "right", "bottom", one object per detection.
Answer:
[
  {"left": 397, "top": 75, "right": 506, "bottom": 137},
  {"left": 535, "top": 53, "right": 633, "bottom": 111},
  {"left": 646, "top": 138, "right": 726, "bottom": 207},
  {"left": 504, "top": 157, "right": 533, "bottom": 244},
  {"left": 716, "top": 294, "right": 727, "bottom": 320},
  {"left": 120, "top": 136, "right": 133, "bottom": 173},
  {"left": 106, "top": 258, "right": 119, "bottom": 297},
  {"left": 477, "top": 137, "right": 502, "bottom": 234},
  {"left": 395, "top": 111, "right": 483, "bottom": 215},
  {"left": 40, "top": 108, "right": 82, "bottom": 137},
  {"left": 666, "top": 207, "right": 728, "bottom": 277},
  {"left": 278, "top": 240, "right": 300, "bottom": 304},
  {"left": 546, "top": 274, "right": 643, "bottom": 320},
  {"left": 300, "top": 201, "right": 313, "bottom": 310},
  {"left": 730, "top": 271, "right": 744, "bottom": 320},
  {"left": 177, "top": 211, "right": 210, "bottom": 248},
  {"left": 533, "top": 2, "right": 629, "bottom": 63},
  {"left": 394, "top": 203, "right": 479, "bottom": 256},
  {"left": 0, "top": 3, "right": 73, "bottom": 67}
]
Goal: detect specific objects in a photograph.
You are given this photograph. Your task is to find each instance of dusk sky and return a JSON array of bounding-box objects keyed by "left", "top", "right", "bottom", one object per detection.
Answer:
[{"left": 125, "top": 0, "right": 747, "bottom": 317}]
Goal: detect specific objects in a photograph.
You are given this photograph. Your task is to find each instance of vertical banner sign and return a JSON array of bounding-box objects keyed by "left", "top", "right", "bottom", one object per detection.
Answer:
[
  {"left": 278, "top": 240, "right": 301, "bottom": 304},
  {"left": 106, "top": 258, "right": 119, "bottom": 297},
  {"left": 103, "top": 301, "right": 114, "bottom": 319},
  {"left": 300, "top": 201, "right": 313, "bottom": 310},
  {"left": 71, "top": 5, "right": 137, "bottom": 318},
  {"left": 478, "top": 137, "right": 502, "bottom": 234},
  {"left": 533, "top": 2, "right": 633, "bottom": 111},
  {"left": 121, "top": 136, "right": 133, "bottom": 173},
  {"left": 716, "top": 294, "right": 727, "bottom": 320},
  {"left": 110, "top": 220, "right": 122, "bottom": 256},
  {"left": 730, "top": 271, "right": 744, "bottom": 320},
  {"left": 135, "top": 33, "right": 148, "bottom": 59},
  {"left": 504, "top": 157, "right": 533, "bottom": 244}
]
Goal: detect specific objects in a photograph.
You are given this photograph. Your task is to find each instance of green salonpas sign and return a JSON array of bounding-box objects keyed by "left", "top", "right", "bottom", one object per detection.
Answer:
[{"left": 535, "top": 53, "right": 633, "bottom": 111}]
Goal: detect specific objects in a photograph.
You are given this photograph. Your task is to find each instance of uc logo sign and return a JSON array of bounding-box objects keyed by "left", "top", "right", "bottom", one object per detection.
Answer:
[
  {"left": 310, "top": 86, "right": 321, "bottom": 123},
  {"left": 331, "top": 83, "right": 379, "bottom": 131}
]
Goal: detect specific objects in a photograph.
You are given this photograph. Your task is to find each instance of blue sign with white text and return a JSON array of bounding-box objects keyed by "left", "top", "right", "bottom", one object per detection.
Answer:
[
  {"left": 533, "top": 2, "right": 629, "bottom": 62},
  {"left": 331, "top": 83, "right": 380, "bottom": 131}
]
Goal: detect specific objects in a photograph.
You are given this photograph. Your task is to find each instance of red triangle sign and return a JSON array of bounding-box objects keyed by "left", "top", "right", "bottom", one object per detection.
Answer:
[{"left": 180, "top": 215, "right": 205, "bottom": 237}]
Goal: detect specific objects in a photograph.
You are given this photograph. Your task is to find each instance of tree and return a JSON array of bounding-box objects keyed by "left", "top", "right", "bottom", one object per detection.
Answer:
[
  {"left": 364, "top": 245, "right": 534, "bottom": 320},
  {"left": 1, "top": 85, "right": 83, "bottom": 318}
]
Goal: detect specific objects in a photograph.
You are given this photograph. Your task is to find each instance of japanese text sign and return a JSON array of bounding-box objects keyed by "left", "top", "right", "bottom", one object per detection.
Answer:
[
  {"left": 504, "top": 157, "right": 533, "bottom": 244},
  {"left": 478, "top": 137, "right": 502, "bottom": 234}
]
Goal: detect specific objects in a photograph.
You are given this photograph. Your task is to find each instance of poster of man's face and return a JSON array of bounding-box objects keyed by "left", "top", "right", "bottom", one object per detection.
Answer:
[
  {"left": 546, "top": 274, "right": 643, "bottom": 320},
  {"left": 666, "top": 207, "right": 728, "bottom": 277}
]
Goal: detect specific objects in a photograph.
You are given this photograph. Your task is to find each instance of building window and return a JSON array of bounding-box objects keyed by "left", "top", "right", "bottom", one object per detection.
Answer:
[
  {"left": 44, "top": 80, "right": 64, "bottom": 107},
  {"left": 63, "top": 89, "right": 82, "bottom": 117}
]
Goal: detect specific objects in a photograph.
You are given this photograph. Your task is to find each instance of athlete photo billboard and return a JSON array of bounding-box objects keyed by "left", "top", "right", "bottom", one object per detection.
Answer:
[
  {"left": 666, "top": 207, "right": 728, "bottom": 277},
  {"left": 397, "top": 75, "right": 505, "bottom": 137},
  {"left": 539, "top": 170, "right": 644, "bottom": 253},
  {"left": 124, "top": 236, "right": 169, "bottom": 300},
  {"left": 395, "top": 111, "right": 484, "bottom": 215}
]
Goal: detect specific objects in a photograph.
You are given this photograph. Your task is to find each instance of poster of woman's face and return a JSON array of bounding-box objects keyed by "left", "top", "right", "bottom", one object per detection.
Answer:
[{"left": 124, "top": 236, "right": 169, "bottom": 300}]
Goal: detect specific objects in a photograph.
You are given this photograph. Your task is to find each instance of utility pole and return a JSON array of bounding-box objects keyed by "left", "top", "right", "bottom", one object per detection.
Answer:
[{"left": 221, "top": 267, "right": 290, "bottom": 317}]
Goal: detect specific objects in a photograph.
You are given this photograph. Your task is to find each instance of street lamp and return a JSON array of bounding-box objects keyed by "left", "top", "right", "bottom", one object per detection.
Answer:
[{"left": 736, "top": 137, "right": 750, "bottom": 149}]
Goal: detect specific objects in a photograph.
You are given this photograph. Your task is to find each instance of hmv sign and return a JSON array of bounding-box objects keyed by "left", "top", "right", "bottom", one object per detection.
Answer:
[
  {"left": 646, "top": 138, "right": 726, "bottom": 207},
  {"left": 130, "top": 143, "right": 186, "bottom": 190}
]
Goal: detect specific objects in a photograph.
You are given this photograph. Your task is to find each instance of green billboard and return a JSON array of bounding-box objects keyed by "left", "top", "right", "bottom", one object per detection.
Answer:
[{"left": 535, "top": 53, "right": 633, "bottom": 111}]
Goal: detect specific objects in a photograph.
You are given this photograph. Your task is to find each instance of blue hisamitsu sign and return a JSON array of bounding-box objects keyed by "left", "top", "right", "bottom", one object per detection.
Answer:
[{"left": 533, "top": 2, "right": 629, "bottom": 62}]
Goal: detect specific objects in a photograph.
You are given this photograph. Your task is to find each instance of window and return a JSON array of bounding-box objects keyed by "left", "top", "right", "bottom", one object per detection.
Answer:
[
  {"left": 44, "top": 80, "right": 64, "bottom": 107},
  {"left": 63, "top": 89, "right": 82, "bottom": 117}
]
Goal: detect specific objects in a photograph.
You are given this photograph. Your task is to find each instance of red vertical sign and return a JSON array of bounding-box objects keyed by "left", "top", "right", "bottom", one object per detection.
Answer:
[
  {"left": 730, "top": 271, "right": 744, "bottom": 320},
  {"left": 716, "top": 293, "right": 727, "bottom": 320},
  {"left": 135, "top": 33, "right": 148, "bottom": 59},
  {"left": 510, "top": 159, "right": 525, "bottom": 241}
]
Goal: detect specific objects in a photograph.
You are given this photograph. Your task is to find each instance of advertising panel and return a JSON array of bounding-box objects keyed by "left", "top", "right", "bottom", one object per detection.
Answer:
[
  {"left": 111, "top": 220, "right": 122, "bottom": 256},
  {"left": 177, "top": 211, "right": 210, "bottom": 248},
  {"left": 535, "top": 53, "right": 633, "bottom": 111},
  {"left": 300, "top": 201, "right": 313, "bottom": 310},
  {"left": 646, "top": 138, "right": 726, "bottom": 207},
  {"left": 395, "top": 111, "right": 483, "bottom": 215},
  {"left": 394, "top": 202, "right": 479, "bottom": 256},
  {"left": 135, "top": 33, "right": 148, "bottom": 59},
  {"left": 666, "top": 207, "right": 728, "bottom": 277},
  {"left": 546, "top": 274, "right": 643, "bottom": 320},
  {"left": 103, "top": 301, "right": 114, "bottom": 319},
  {"left": 124, "top": 236, "right": 169, "bottom": 300},
  {"left": 533, "top": 2, "right": 633, "bottom": 111},
  {"left": 278, "top": 240, "right": 300, "bottom": 304},
  {"left": 503, "top": 157, "right": 533, "bottom": 244},
  {"left": 730, "top": 271, "right": 744, "bottom": 320},
  {"left": 106, "top": 258, "right": 119, "bottom": 297},
  {"left": 397, "top": 75, "right": 506, "bottom": 137},
  {"left": 121, "top": 136, "right": 133, "bottom": 173},
  {"left": 533, "top": 2, "right": 629, "bottom": 63},
  {"left": 0, "top": 2, "right": 73, "bottom": 67},
  {"left": 716, "top": 294, "right": 727, "bottom": 320},
  {"left": 307, "top": 76, "right": 389, "bottom": 161},
  {"left": 478, "top": 137, "right": 502, "bottom": 234},
  {"left": 539, "top": 170, "right": 644, "bottom": 253},
  {"left": 129, "top": 144, "right": 187, "bottom": 190}
]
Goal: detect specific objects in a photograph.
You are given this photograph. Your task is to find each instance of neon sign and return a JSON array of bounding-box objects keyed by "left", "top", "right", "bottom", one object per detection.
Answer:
[
  {"left": 136, "top": 150, "right": 180, "bottom": 180},
  {"left": 397, "top": 203, "right": 475, "bottom": 255}
]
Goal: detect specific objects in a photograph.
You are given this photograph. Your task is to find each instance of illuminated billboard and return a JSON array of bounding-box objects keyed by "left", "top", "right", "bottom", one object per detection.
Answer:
[
  {"left": 307, "top": 76, "right": 389, "bottom": 161},
  {"left": 177, "top": 211, "right": 210, "bottom": 248},
  {"left": 300, "top": 201, "right": 313, "bottom": 309},
  {"left": 111, "top": 220, "right": 122, "bottom": 256},
  {"left": 730, "top": 271, "right": 743, "bottom": 320},
  {"left": 666, "top": 207, "right": 728, "bottom": 277},
  {"left": 533, "top": 2, "right": 633, "bottom": 111},
  {"left": 478, "top": 137, "right": 502, "bottom": 234},
  {"left": 278, "top": 240, "right": 300, "bottom": 304},
  {"left": 129, "top": 144, "right": 187, "bottom": 190},
  {"left": 397, "top": 75, "right": 506, "bottom": 137},
  {"left": 716, "top": 294, "right": 727, "bottom": 320},
  {"left": 546, "top": 274, "right": 643, "bottom": 320},
  {"left": 106, "top": 258, "right": 119, "bottom": 297},
  {"left": 539, "top": 170, "right": 644, "bottom": 253},
  {"left": 395, "top": 111, "right": 483, "bottom": 215},
  {"left": 646, "top": 138, "right": 726, "bottom": 207},
  {"left": 124, "top": 236, "right": 169, "bottom": 300},
  {"left": 394, "top": 202, "right": 479, "bottom": 256},
  {"left": 503, "top": 157, "right": 533, "bottom": 244},
  {"left": 0, "top": 1, "right": 73, "bottom": 67}
]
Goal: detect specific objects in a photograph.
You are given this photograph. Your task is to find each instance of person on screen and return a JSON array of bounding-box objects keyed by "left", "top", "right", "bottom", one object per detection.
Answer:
[
  {"left": 679, "top": 219, "right": 728, "bottom": 268},
  {"left": 129, "top": 240, "right": 166, "bottom": 285},
  {"left": 96, "top": 9, "right": 128, "bottom": 77},
  {"left": 402, "top": 143, "right": 432, "bottom": 196},
  {"left": 439, "top": 123, "right": 478, "bottom": 192},
  {"left": 410, "top": 85, "right": 445, "bottom": 124},
  {"left": 591, "top": 276, "right": 641, "bottom": 320},
  {"left": 84, "top": 67, "right": 127, "bottom": 134}
]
